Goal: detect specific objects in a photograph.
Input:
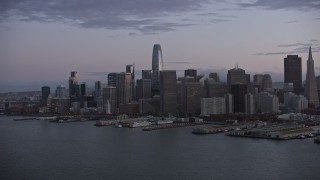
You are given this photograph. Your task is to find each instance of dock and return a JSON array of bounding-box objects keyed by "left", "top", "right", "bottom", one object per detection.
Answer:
[
  {"left": 192, "top": 124, "right": 253, "bottom": 134},
  {"left": 142, "top": 122, "right": 205, "bottom": 131}
]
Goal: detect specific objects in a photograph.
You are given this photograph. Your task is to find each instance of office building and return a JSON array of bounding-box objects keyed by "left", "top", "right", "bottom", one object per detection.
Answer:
[
  {"left": 304, "top": 47, "right": 319, "bottom": 107},
  {"left": 258, "top": 92, "right": 279, "bottom": 113},
  {"left": 68, "top": 71, "right": 80, "bottom": 100},
  {"left": 126, "top": 64, "right": 135, "bottom": 100},
  {"left": 160, "top": 70, "right": 177, "bottom": 115},
  {"left": 184, "top": 69, "right": 197, "bottom": 82},
  {"left": 227, "top": 65, "right": 247, "bottom": 92},
  {"left": 181, "top": 82, "right": 203, "bottom": 115},
  {"left": 201, "top": 97, "right": 226, "bottom": 116},
  {"left": 225, "top": 93, "right": 234, "bottom": 114},
  {"left": 230, "top": 84, "right": 247, "bottom": 113},
  {"left": 136, "top": 79, "right": 152, "bottom": 100},
  {"left": 245, "top": 93, "right": 255, "bottom": 114},
  {"left": 108, "top": 73, "right": 117, "bottom": 87},
  {"left": 284, "top": 92, "right": 308, "bottom": 113},
  {"left": 151, "top": 44, "right": 164, "bottom": 95},
  {"left": 209, "top": 73, "right": 220, "bottom": 82},
  {"left": 41, "top": 86, "right": 50, "bottom": 100},
  {"left": 103, "top": 86, "right": 117, "bottom": 113},
  {"left": 284, "top": 55, "right": 302, "bottom": 94},
  {"left": 204, "top": 79, "right": 227, "bottom": 98},
  {"left": 55, "top": 85, "right": 67, "bottom": 98},
  {"left": 116, "top": 72, "right": 133, "bottom": 107},
  {"left": 142, "top": 70, "right": 152, "bottom": 80},
  {"left": 80, "top": 82, "right": 87, "bottom": 96}
]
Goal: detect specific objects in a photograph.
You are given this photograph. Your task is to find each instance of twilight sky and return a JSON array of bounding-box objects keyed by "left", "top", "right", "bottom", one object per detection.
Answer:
[{"left": 0, "top": 0, "right": 320, "bottom": 92}]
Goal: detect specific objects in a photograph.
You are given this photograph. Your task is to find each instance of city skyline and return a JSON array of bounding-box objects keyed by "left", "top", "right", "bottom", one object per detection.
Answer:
[{"left": 0, "top": 0, "right": 320, "bottom": 92}]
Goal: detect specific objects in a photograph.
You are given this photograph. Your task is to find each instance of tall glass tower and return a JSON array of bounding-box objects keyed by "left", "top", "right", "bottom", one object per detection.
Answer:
[{"left": 151, "top": 44, "right": 163, "bottom": 94}]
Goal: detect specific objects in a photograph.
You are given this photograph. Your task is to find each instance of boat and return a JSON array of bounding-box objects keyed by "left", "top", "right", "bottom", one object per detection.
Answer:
[
  {"left": 297, "top": 134, "right": 306, "bottom": 139},
  {"left": 115, "top": 124, "right": 122, "bottom": 128},
  {"left": 129, "top": 121, "right": 151, "bottom": 128},
  {"left": 94, "top": 120, "right": 112, "bottom": 126},
  {"left": 156, "top": 119, "right": 173, "bottom": 125}
]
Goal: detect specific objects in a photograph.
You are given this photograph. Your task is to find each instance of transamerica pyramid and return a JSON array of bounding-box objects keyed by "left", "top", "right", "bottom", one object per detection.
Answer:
[{"left": 305, "top": 47, "right": 319, "bottom": 108}]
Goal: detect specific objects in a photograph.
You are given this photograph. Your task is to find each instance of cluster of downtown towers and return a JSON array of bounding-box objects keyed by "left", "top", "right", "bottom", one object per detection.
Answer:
[{"left": 43, "top": 45, "right": 319, "bottom": 116}]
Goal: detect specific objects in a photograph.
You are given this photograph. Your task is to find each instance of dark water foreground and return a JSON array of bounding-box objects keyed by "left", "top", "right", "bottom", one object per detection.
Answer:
[{"left": 0, "top": 116, "right": 319, "bottom": 180}]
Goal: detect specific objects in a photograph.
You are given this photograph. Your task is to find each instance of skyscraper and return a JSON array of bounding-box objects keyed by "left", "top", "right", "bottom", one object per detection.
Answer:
[
  {"left": 184, "top": 69, "right": 197, "bottom": 82},
  {"left": 284, "top": 55, "right": 302, "bottom": 94},
  {"left": 231, "top": 83, "right": 247, "bottom": 113},
  {"left": 142, "top": 70, "right": 152, "bottom": 80},
  {"left": 69, "top": 71, "right": 79, "bottom": 100},
  {"left": 160, "top": 70, "right": 177, "bottom": 115},
  {"left": 152, "top": 44, "right": 164, "bottom": 95},
  {"left": 126, "top": 64, "right": 135, "bottom": 100},
  {"left": 55, "top": 85, "right": 67, "bottom": 98},
  {"left": 136, "top": 79, "right": 152, "bottom": 100},
  {"left": 116, "top": 72, "right": 133, "bottom": 107},
  {"left": 209, "top": 73, "right": 220, "bottom": 82},
  {"left": 41, "top": 86, "right": 51, "bottom": 100},
  {"left": 103, "top": 86, "right": 117, "bottom": 113},
  {"left": 108, "top": 73, "right": 117, "bottom": 87},
  {"left": 227, "top": 65, "right": 247, "bottom": 92},
  {"left": 304, "top": 47, "right": 319, "bottom": 107},
  {"left": 80, "top": 82, "right": 87, "bottom": 96}
]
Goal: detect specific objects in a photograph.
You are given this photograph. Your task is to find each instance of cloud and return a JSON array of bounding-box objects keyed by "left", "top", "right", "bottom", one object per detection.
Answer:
[
  {"left": 254, "top": 47, "right": 320, "bottom": 56},
  {"left": 211, "top": 19, "right": 231, "bottom": 23},
  {"left": 238, "top": 0, "right": 320, "bottom": 11},
  {"left": 254, "top": 40, "right": 320, "bottom": 55},
  {"left": 277, "top": 43, "right": 312, "bottom": 47},
  {"left": 285, "top": 20, "right": 298, "bottom": 23},
  {"left": 165, "top": 61, "right": 193, "bottom": 65},
  {"left": 0, "top": 0, "right": 211, "bottom": 34}
]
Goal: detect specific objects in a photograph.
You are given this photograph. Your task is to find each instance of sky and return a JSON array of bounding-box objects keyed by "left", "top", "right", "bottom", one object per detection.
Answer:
[{"left": 0, "top": 0, "right": 320, "bottom": 92}]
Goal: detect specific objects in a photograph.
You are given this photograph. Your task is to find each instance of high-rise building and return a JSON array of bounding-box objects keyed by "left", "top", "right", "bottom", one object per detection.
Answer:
[
  {"left": 95, "top": 81, "right": 103, "bottom": 108},
  {"left": 231, "top": 84, "right": 247, "bottom": 113},
  {"left": 108, "top": 73, "right": 117, "bottom": 87},
  {"left": 245, "top": 93, "right": 255, "bottom": 114},
  {"left": 80, "top": 82, "right": 87, "bottom": 96},
  {"left": 284, "top": 55, "right": 302, "bottom": 94},
  {"left": 136, "top": 79, "right": 152, "bottom": 100},
  {"left": 304, "top": 47, "right": 319, "bottom": 108},
  {"left": 181, "top": 82, "right": 203, "bottom": 115},
  {"left": 184, "top": 69, "right": 197, "bottom": 82},
  {"left": 201, "top": 97, "right": 226, "bottom": 116},
  {"left": 227, "top": 65, "right": 247, "bottom": 92},
  {"left": 258, "top": 92, "right": 279, "bottom": 113},
  {"left": 254, "top": 74, "right": 273, "bottom": 92},
  {"left": 284, "top": 92, "right": 308, "bottom": 113},
  {"left": 225, "top": 93, "right": 234, "bottom": 114},
  {"left": 103, "top": 86, "right": 117, "bottom": 113},
  {"left": 152, "top": 44, "right": 164, "bottom": 95},
  {"left": 126, "top": 64, "right": 135, "bottom": 100},
  {"left": 116, "top": 72, "right": 133, "bottom": 107},
  {"left": 95, "top": 81, "right": 103, "bottom": 98},
  {"left": 142, "top": 70, "right": 152, "bottom": 80},
  {"left": 262, "top": 74, "right": 272, "bottom": 92},
  {"left": 209, "top": 73, "right": 220, "bottom": 82},
  {"left": 41, "top": 86, "right": 51, "bottom": 100},
  {"left": 204, "top": 80, "right": 227, "bottom": 98},
  {"left": 55, "top": 85, "right": 67, "bottom": 98},
  {"left": 69, "top": 71, "right": 80, "bottom": 100},
  {"left": 160, "top": 70, "right": 177, "bottom": 115}
]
